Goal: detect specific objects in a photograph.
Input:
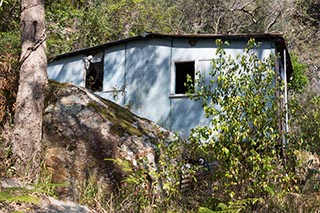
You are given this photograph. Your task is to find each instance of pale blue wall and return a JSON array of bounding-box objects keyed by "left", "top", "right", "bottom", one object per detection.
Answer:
[
  {"left": 168, "top": 38, "right": 274, "bottom": 136},
  {"left": 97, "top": 45, "right": 126, "bottom": 105},
  {"left": 47, "top": 37, "right": 276, "bottom": 137},
  {"left": 125, "top": 39, "right": 172, "bottom": 128},
  {"left": 48, "top": 55, "right": 85, "bottom": 86}
]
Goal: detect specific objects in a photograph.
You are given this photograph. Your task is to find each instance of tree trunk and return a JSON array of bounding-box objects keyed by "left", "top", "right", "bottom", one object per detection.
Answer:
[{"left": 11, "top": 0, "right": 47, "bottom": 180}]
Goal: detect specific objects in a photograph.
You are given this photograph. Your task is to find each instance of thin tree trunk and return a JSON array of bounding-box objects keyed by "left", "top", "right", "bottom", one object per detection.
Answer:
[{"left": 11, "top": 0, "right": 47, "bottom": 180}]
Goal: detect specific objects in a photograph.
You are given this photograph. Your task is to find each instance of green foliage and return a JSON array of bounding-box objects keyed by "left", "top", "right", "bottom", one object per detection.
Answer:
[
  {"left": 0, "top": 180, "right": 69, "bottom": 210},
  {"left": 101, "top": 39, "right": 306, "bottom": 212},
  {"left": 109, "top": 137, "right": 187, "bottom": 212},
  {"left": 289, "top": 93, "right": 320, "bottom": 154},
  {"left": 0, "top": 32, "right": 20, "bottom": 55},
  {"left": 0, "top": 167, "right": 68, "bottom": 207},
  {"left": 78, "top": 176, "right": 101, "bottom": 206},
  {"left": 0, "top": 3, "right": 20, "bottom": 128},
  {"left": 109, "top": 157, "right": 154, "bottom": 212},
  {"left": 0, "top": 188, "right": 40, "bottom": 204},
  {"left": 156, "top": 138, "right": 184, "bottom": 199},
  {"left": 46, "top": 0, "right": 178, "bottom": 57},
  {"left": 198, "top": 197, "right": 262, "bottom": 213},
  {"left": 0, "top": 31, "right": 19, "bottom": 126},
  {"left": 186, "top": 39, "right": 296, "bottom": 208},
  {"left": 1, "top": 0, "right": 319, "bottom": 212},
  {"left": 289, "top": 54, "right": 308, "bottom": 93},
  {"left": 0, "top": 0, "right": 20, "bottom": 32}
]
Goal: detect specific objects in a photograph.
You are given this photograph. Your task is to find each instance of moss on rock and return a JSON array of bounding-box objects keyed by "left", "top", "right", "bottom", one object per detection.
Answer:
[{"left": 41, "top": 81, "right": 173, "bottom": 202}]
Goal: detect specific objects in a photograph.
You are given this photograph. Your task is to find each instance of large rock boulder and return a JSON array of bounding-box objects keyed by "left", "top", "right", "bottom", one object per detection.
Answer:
[
  {"left": 0, "top": 178, "right": 92, "bottom": 213},
  {"left": 42, "top": 81, "right": 174, "bottom": 201}
]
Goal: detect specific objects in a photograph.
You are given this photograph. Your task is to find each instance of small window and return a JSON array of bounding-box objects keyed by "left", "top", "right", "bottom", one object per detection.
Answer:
[
  {"left": 83, "top": 52, "right": 104, "bottom": 92},
  {"left": 175, "top": 61, "right": 195, "bottom": 94}
]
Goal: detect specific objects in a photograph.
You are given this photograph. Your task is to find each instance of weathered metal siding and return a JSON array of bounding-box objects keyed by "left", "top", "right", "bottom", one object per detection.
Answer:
[
  {"left": 125, "top": 38, "right": 172, "bottom": 128},
  {"left": 47, "top": 37, "right": 276, "bottom": 137},
  {"left": 169, "top": 38, "right": 275, "bottom": 136},
  {"left": 48, "top": 55, "right": 85, "bottom": 86},
  {"left": 170, "top": 38, "right": 217, "bottom": 135},
  {"left": 96, "top": 45, "right": 126, "bottom": 105}
]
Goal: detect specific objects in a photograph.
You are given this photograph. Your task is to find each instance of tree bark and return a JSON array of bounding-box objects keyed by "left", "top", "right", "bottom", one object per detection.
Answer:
[{"left": 11, "top": 0, "right": 47, "bottom": 180}]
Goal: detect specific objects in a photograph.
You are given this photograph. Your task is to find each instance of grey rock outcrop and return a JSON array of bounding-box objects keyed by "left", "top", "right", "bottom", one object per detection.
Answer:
[
  {"left": 42, "top": 81, "right": 174, "bottom": 201},
  {"left": 0, "top": 178, "right": 92, "bottom": 213}
]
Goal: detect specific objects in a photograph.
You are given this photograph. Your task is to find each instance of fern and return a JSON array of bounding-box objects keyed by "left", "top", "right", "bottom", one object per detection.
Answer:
[{"left": 0, "top": 188, "right": 39, "bottom": 204}]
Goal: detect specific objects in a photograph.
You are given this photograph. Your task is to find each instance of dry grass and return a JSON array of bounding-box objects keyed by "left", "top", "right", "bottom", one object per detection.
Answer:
[{"left": 0, "top": 53, "right": 18, "bottom": 126}]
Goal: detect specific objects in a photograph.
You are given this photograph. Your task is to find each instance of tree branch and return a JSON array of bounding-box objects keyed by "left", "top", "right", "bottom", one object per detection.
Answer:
[{"left": 265, "top": 11, "right": 281, "bottom": 32}]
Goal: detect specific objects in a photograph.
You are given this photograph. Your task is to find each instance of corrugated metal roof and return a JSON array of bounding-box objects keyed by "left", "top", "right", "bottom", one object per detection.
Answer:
[{"left": 49, "top": 32, "right": 292, "bottom": 77}]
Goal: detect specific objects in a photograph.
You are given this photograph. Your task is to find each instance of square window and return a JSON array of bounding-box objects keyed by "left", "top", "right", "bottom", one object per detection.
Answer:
[{"left": 175, "top": 61, "right": 195, "bottom": 94}]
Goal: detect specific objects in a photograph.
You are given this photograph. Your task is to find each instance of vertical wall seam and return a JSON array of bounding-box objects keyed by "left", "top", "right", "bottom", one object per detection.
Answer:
[
  {"left": 124, "top": 42, "right": 127, "bottom": 106},
  {"left": 169, "top": 38, "right": 173, "bottom": 131}
]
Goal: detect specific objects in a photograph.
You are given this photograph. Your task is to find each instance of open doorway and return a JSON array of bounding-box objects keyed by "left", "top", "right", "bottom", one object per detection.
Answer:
[{"left": 83, "top": 52, "right": 104, "bottom": 92}]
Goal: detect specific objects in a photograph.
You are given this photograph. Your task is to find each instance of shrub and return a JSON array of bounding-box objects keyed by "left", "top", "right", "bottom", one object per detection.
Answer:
[{"left": 185, "top": 39, "right": 297, "bottom": 210}]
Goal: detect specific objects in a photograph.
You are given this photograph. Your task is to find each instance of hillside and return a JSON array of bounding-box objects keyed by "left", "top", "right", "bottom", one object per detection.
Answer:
[{"left": 0, "top": 0, "right": 320, "bottom": 212}]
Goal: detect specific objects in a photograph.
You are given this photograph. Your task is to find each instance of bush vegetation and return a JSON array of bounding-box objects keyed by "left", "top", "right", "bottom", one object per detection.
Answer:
[
  {"left": 71, "top": 39, "right": 319, "bottom": 212},
  {"left": 0, "top": 0, "right": 320, "bottom": 212}
]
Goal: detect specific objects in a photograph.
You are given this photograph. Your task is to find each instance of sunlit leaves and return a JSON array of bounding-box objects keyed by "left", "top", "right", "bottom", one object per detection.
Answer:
[
  {"left": 188, "top": 39, "right": 295, "bottom": 201},
  {"left": 45, "top": 0, "right": 178, "bottom": 57},
  {"left": 289, "top": 54, "right": 308, "bottom": 93}
]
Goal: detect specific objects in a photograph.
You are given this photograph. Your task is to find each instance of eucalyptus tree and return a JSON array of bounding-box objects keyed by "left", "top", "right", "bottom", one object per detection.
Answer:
[
  {"left": 11, "top": 0, "right": 48, "bottom": 179},
  {"left": 173, "top": 0, "right": 290, "bottom": 34}
]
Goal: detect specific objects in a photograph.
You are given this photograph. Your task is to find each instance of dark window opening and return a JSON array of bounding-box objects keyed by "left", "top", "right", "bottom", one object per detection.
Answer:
[
  {"left": 84, "top": 52, "right": 104, "bottom": 92},
  {"left": 175, "top": 61, "right": 195, "bottom": 94}
]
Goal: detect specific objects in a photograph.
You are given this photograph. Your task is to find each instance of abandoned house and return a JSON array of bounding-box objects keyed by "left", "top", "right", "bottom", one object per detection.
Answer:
[{"left": 47, "top": 33, "right": 292, "bottom": 137}]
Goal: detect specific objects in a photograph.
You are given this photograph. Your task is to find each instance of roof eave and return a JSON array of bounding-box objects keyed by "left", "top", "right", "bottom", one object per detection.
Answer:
[
  {"left": 49, "top": 33, "right": 284, "bottom": 61},
  {"left": 48, "top": 32, "right": 292, "bottom": 77}
]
